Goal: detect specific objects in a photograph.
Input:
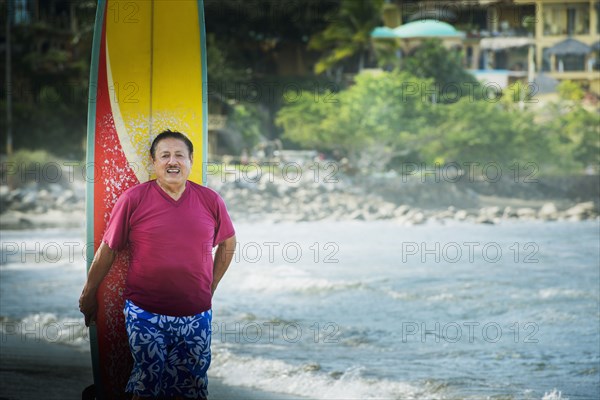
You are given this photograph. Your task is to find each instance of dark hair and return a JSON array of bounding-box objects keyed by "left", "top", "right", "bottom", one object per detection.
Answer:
[{"left": 150, "top": 130, "right": 194, "bottom": 160}]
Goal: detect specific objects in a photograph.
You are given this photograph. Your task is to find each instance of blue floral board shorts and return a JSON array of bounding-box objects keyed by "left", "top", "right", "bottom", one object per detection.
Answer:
[{"left": 123, "top": 299, "right": 212, "bottom": 398}]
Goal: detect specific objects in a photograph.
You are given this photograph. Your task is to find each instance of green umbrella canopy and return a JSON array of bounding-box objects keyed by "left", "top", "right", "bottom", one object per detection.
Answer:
[
  {"left": 371, "top": 26, "right": 398, "bottom": 38},
  {"left": 371, "top": 19, "right": 464, "bottom": 39}
]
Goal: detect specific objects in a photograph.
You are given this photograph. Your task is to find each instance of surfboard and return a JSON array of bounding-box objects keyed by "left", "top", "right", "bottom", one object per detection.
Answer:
[{"left": 85, "top": 1, "right": 208, "bottom": 398}]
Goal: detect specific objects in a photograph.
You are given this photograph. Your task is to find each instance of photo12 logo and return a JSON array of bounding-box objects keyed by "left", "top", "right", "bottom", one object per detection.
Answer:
[
  {"left": 205, "top": 241, "right": 341, "bottom": 265},
  {"left": 205, "top": 161, "right": 340, "bottom": 185},
  {"left": 400, "top": 241, "right": 539, "bottom": 264},
  {"left": 212, "top": 321, "right": 340, "bottom": 344},
  {"left": 1, "top": 320, "right": 89, "bottom": 344},
  {"left": 399, "top": 162, "right": 539, "bottom": 183},
  {"left": 401, "top": 321, "right": 539, "bottom": 344}
]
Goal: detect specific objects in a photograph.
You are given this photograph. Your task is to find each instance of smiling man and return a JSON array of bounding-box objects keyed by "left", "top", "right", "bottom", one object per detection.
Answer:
[{"left": 79, "top": 130, "right": 236, "bottom": 400}]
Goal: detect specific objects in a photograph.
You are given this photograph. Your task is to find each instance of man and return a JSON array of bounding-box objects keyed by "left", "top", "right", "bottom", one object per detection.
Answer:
[{"left": 79, "top": 130, "right": 236, "bottom": 399}]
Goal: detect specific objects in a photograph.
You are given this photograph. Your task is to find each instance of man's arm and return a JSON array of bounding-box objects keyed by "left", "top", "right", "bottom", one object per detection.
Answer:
[
  {"left": 79, "top": 241, "right": 116, "bottom": 326},
  {"left": 212, "top": 235, "right": 236, "bottom": 295}
]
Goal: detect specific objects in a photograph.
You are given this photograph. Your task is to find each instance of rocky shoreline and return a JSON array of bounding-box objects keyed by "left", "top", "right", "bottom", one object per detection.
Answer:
[
  {"left": 1, "top": 181, "right": 85, "bottom": 229},
  {"left": 213, "top": 173, "right": 598, "bottom": 225},
  {"left": 1, "top": 170, "right": 597, "bottom": 230}
]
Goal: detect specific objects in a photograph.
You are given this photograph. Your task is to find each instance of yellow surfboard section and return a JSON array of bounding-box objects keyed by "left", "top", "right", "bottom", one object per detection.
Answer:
[{"left": 105, "top": 0, "right": 205, "bottom": 184}]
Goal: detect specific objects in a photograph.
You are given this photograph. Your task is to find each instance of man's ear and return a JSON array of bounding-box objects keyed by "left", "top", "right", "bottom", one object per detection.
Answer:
[
  {"left": 147, "top": 156, "right": 156, "bottom": 178},
  {"left": 190, "top": 153, "right": 194, "bottom": 164}
]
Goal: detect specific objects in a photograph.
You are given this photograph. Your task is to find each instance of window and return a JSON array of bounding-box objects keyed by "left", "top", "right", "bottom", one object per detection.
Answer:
[
  {"left": 14, "top": 0, "right": 32, "bottom": 25},
  {"left": 596, "top": 2, "right": 600, "bottom": 34},
  {"left": 544, "top": 3, "right": 589, "bottom": 36},
  {"left": 541, "top": 48, "right": 551, "bottom": 71},
  {"left": 567, "top": 8, "right": 576, "bottom": 35},
  {"left": 543, "top": 6, "right": 567, "bottom": 35},
  {"left": 558, "top": 55, "right": 586, "bottom": 71},
  {"left": 570, "top": 4, "right": 590, "bottom": 35}
]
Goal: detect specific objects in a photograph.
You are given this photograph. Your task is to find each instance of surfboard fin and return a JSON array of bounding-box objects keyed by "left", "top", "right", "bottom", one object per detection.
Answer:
[{"left": 82, "top": 384, "right": 96, "bottom": 400}]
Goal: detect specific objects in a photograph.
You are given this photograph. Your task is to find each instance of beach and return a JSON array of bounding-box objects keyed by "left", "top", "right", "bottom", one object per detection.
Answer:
[
  {"left": 1, "top": 169, "right": 598, "bottom": 399},
  {"left": 0, "top": 333, "right": 305, "bottom": 400},
  {"left": 1, "top": 221, "right": 598, "bottom": 399}
]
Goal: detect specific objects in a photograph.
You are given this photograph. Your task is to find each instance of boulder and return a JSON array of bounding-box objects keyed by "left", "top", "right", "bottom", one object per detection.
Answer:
[
  {"left": 516, "top": 207, "right": 536, "bottom": 219},
  {"left": 15, "top": 190, "right": 38, "bottom": 212},
  {"left": 394, "top": 205, "right": 411, "bottom": 217},
  {"left": 475, "top": 215, "right": 495, "bottom": 224},
  {"left": 408, "top": 211, "right": 425, "bottom": 225},
  {"left": 454, "top": 210, "right": 468, "bottom": 221},
  {"left": 538, "top": 202, "right": 558, "bottom": 220},
  {"left": 565, "top": 202, "right": 596, "bottom": 219},
  {"left": 480, "top": 206, "right": 501, "bottom": 217},
  {"left": 502, "top": 206, "right": 518, "bottom": 218}
]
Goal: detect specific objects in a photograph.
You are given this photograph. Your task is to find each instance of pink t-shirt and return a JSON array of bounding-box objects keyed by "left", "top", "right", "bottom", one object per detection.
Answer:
[{"left": 102, "top": 180, "right": 235, "bottom": 316}]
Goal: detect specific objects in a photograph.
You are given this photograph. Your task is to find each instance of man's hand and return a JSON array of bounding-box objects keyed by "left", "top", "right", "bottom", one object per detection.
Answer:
[
  {"left": 79, "top": 288, "right": 98, "bottom": 327},
  {"left": 212, "top": 235, "right": 236, "bottom": 295},
  {"left": 79, "top": 242, "right": 116, "bottom": 327}
]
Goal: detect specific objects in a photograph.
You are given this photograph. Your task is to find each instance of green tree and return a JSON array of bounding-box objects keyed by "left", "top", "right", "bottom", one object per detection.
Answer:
[
  {"left": 546, "top": 104, "right": 600, "bottom": 171},
  {"left": 206, "top": 34, "right": 251, "bottom": 90},
  {"left": 275, "top": 89, "right": 337, "bottom": 150},
  {"left": 204, "top": 0, "right": 338, "bottom": 79},
  {"left": 500, "top": 81, "right": 538, "bottom": 110},
  {"left": 402, "top": 39, "right": 482, "bottom": 103},
  {"left": 1, "top": 1, "right": 96, "bottom": 158},
  {"left": 372, "top": 38, "right": 401, "bottom": 71},
  {"left": 277, "top": 70, "right": 437, "bottom": 171},
  {"left": 277, "top": 69, "right": 568, "bottom": 175},
  {"left": 556, "top": 80, "right": 585, "bottom": 101},
  {"left": 228, "top": 103, "right": 267, "bottom": 150},
  {"left": 308, "top": 0, "right": 384, "bottom": 77},
  {"left": 539, "top": 81, "right": 598, "bottom": 173},
  {"left": 420, "top": 98, "right": 546, "bottom": 168}
]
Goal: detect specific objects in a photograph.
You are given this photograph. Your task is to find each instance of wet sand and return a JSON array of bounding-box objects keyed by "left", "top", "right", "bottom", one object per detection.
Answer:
[{"left": 0, "top": 335, "right": 304, "bottom": 400}]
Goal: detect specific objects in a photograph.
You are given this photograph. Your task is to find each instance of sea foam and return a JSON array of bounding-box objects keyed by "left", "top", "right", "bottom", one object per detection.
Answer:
[{"left": 210, "top": 347, "right": 439, "bottom": 399}]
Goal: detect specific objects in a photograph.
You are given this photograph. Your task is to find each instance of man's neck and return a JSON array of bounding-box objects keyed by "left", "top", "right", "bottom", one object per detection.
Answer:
[{"left": 156, "top": 180, "right": 186, "bottom": 200}]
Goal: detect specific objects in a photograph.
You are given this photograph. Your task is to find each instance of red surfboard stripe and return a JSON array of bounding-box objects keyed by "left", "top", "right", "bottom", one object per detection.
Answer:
[{"left": 93, "top": 5, "right": 140, "bottom": 397}]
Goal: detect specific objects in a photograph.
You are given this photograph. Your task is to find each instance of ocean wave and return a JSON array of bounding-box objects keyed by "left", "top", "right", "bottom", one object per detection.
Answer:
[
  {"left": 0, "top": 313, "right": 89, "bottom": 349},
  {"left": 383, "top": 289, "right": 415, "bottom": 300},
  {"left": 428, "top": 292, "right": 457, "bottom": 302},
  {"left": 383, "top": 288, "right": 457, "bottom": 302},
  {"left": 542, "top": 388, "right": 569, "bottom": 400},
  {"left": 210, "top": 348, "right": 439, "bottom": 399},
  {"left": 232, "top": 266, "right": 365, "bottom": 294},
  {"left": 538, "top": 288, "right": 593, "bottom": 300}
]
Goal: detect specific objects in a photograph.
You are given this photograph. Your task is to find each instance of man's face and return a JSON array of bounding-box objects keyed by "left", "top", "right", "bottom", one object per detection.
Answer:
[{"left": 152, "top": 138, "right": 193, "bottom": 186}]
